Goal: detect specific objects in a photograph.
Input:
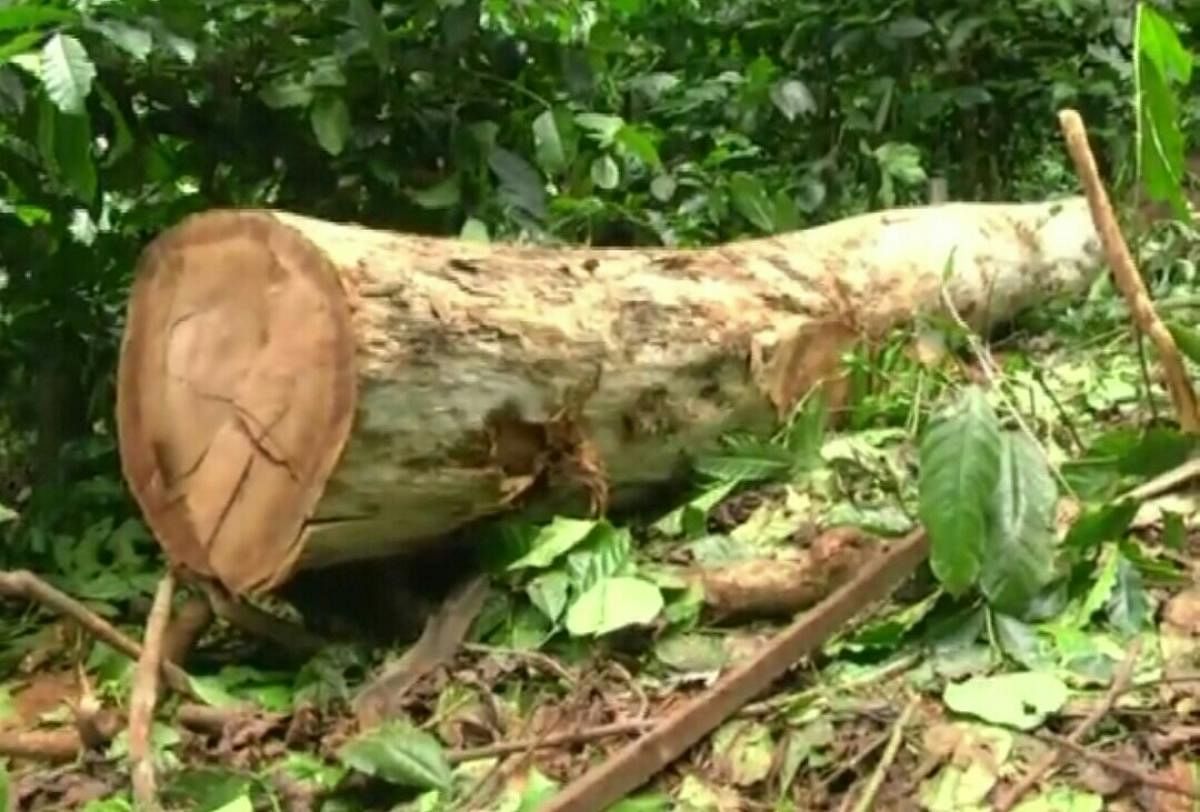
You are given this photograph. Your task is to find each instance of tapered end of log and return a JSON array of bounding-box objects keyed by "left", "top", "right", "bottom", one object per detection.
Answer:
[{"left": 117, "top": 211, "right": 357, "bottom": 594}]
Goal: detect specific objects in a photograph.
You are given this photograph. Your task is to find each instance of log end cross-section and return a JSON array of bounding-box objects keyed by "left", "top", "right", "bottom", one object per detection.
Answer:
[{"left": 117, "top": 211, "right": 358, "bottom": 594}]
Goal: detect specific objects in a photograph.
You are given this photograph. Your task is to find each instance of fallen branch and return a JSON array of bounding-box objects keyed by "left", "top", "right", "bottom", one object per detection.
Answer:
[
  {"left": 0, "top": 570, "right": 197, "bottom": 700},
  {"left": 540, "top": 529, "right": 929, "bottom": 812},
  {"left": 354, "top": 575, "right": 490, "bottom": 727},
  {"left": 0, "top": 713, "right": 123, "bottom": 763},
  {"left": 995, "top": 636, "right": 1143, "bottom": 810},
  {"left": 129, "top": 572, "right": 175, "bottom": 812},
  {"left": 1057, "top": 108, "right": 1200, "bottom": 432},
  {"left": 1122, "top": 456, "right": 1200, "bottom": 503}
]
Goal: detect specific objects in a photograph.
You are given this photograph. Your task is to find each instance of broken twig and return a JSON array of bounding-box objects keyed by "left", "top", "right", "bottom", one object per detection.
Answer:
[
  {"left": 540, "top": 530, "right": 929, "bottom": 812},
  {"left": 354, "top": 575, "right": 491, "bottom": 727},
  {"left": 129, "top": 571, "right": 175, "bottom": 812},
  {"left": 850, "top": 693, "right": 919, "bottom": 812},
  {"left": 1058, "top": 108, "right": 1200, "bottom": 432},
  {"left": 0, "top": 570, "right": 196, "bottom": 700}
]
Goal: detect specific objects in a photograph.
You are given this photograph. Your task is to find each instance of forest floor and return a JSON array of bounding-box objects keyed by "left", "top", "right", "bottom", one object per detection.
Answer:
[{"left": 3, "top": 269, "right": 1200, "bottom": 812}]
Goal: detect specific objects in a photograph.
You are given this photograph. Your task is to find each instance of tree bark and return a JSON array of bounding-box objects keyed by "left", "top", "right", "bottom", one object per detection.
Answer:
[{"left": 116, "top": 198, "right": 1101, "bottom": 595}]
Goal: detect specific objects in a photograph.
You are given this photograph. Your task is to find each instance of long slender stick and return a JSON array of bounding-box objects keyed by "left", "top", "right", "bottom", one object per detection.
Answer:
[
  {"left": 130, "top": 572, "right": 175, "bottom": 812},
  {"left": 1057, "top": 108, "right": 1200, "bottom": 432},
  {"left": 541, "top": 530, "right": 929, "bottom": 812}
]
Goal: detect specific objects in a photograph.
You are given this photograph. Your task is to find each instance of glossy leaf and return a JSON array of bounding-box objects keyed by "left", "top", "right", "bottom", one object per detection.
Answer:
[
  {"left": 980, "top": 432, "right": 1057, "bottom": 614},
  {"left": 40, "top": 33, "right": 95, "bottom": 115},
  {"left": 729, "top": 171, "right": 775, "bottom": 232},
  {"left": 310, "top": 94, "right": 350, "bottom": 155},
  {"left": 565, "top": 576, "right": 663, "bottom": 636},
  {"left": 918, "top": 387, "right": 1003, "bottom": 596},
  {"left": 338, "top": 722, "right": 452, "bottom": 791}
]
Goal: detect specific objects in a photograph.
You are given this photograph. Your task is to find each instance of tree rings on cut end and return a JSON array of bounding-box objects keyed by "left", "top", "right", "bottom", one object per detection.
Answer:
[{"left": 117, "top": 211, "right": 356, "bottom": 594}]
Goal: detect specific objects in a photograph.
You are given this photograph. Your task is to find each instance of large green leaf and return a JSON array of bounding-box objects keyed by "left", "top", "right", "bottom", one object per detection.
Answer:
[
  {"left": 918, "top": 387, "right": 1003, "bottom": 596},
  {"left": 310, "top": 94, "right": 350, "bottom": 155},
  {"left": 729, "top": 171, "right": 775, "bottom": 232},
  {"left": 943, "top": 671, "right": 1068, "bottom": 730},
  {"left": 338, "top": 722, "right": 452, "bottom": 791},
  {"left": 507, "top": 517, "right": 600, "bottom": 571},
  {"left": 531, "top": 108, "right": 569, "bottom": 174},
  {"left": 979, "top": 432, "right": 1058, "bottom": 614},
  {"left": 565, "top": 576, "right": 663, "bottom": 636},
  {"left": 40, "top": 33, "right": 94, "bottom": 114},
  {"left": 1135, "top": 5, "right": 1192, "bottom": 220},
  {"left": 488, "top": 147, "right": 546, "bottom": 217},
  {"left": 91, "top": 20, "right": 153, "bottom": 60}
]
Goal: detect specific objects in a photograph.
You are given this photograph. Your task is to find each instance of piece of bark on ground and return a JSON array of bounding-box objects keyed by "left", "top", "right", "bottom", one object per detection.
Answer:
[
  {"left": 116, "top": 199, "right": 1101, "bottom": 596},
  {"left": 697, "top": 526, "right": 880, "bottom": 618}
]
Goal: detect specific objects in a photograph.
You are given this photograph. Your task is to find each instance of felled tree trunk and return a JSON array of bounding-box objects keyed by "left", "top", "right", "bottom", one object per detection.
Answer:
[{"left": 117, "top": 198, "right": 1101, "bottom": 595}]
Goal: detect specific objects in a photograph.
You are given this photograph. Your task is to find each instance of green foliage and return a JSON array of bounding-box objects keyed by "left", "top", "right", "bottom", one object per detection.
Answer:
[
  {"left": 338, "top": 722, "right": 453, "bottom": 792},
  {"left": 918, "top": 387, "right": 1002, "bottom": 596}
]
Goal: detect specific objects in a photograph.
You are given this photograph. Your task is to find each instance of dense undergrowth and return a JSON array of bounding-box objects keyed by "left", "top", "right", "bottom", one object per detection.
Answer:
[{"left": 3, "top": 1, "right": 1200, "bottom": 810}]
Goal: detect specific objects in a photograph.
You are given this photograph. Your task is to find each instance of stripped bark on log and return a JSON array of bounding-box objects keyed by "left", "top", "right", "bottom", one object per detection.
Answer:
[{"left": 116, "top": 198, "right": 1101, "bottom": 594}]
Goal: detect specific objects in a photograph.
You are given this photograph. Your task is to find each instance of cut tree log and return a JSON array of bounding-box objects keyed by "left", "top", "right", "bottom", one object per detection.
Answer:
[{"left": 117, "top": 198, "right": 1101, "bottom": 595}]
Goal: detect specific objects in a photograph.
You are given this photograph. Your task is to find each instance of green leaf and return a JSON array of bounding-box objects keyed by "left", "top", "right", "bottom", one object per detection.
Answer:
[
  {"left": 1168, "top": 321, "right": 1200, "bottom": 365},
  {"left": 694, "top": 437, "right": 794, "bottom": 484},
  {"left": 527, "top": 571, "right": 570, "bottom": 622},
  {"left": 338, "top": 722, "right": 452, "bottom": 791},
  {"left": 575, "top": 112, "right": 624, "bottom": 146},
  {"left": 769, "top": 79, "right": 816, "bottom": 121},
  {"left": 615, "top": 125, "right": 661, "bottom": 170},
  {"left": 729, "top": 171, "right": 775, "bottom": 232},
  {"left": 565, "top": 524, "right": 632, "bottom": 591},
  {"left": 460, "top": 217, "right": 489, "bottom": 243},
  {"left": 1135, "top": 5, "right": 1192, "bottom": 220},
  {"left": 489, "top": 147, "right": 546, "bottom": 217},
  {"left": 531, "top": 109, "right": 568, "bottom": 174},
  {"left": 0, "top": 6, "right": 77, "bottom": 32},
  {"left": 649, "top": 174, "right": 676, "bottom": 202},
  {"left": 349, "top": 0, "right": 390, "bottom": 71},
  {"left": 1063, "top": 500, "right": 1137, "bottom": 552},
  {"left": 1106, "top": 553, "right": 1150, "bottom": 634},
  {"left": 91, "top": 20, "right": 153, "bottom": 60},
  {"left": 405, "top": 175, "right": 460, "bottom": 209},
  {"left": 943, "top": 672, "right": 1069, "bottom": 730},
  {"left": 210, "top": 797, "right": 253, "bottom": 812},
  {"left": 565, "top": 576, "right": 663, "bottom": 636},
  {"left": 591, "top": 155, "right": 620, "bottom": 189},
  {"left": 507, "top": 517, "right": 599, "bottom": 571},
  {"left": 260, "top": 76, "right": 313, "bottom": 109},
  {"left": 711, "top": 720, "right": 774, "bottom": 786},
  {"left": 980, "top": 432, "right": 1058, "bottom": 614},
  {"left": 0, "top": 758, "right": 8, "bottom": 812},
  {"left": 310, "top": 95, "right": 350, "bottom": 155},
  {"left": 0, "top": 30, "right": 42, "bottom": 64},
  {"left": 38, "top": 97, "right": 95, "bottom": 203},
  {"left": 655, "top": 632, "right": 728, "bottom": 672},
  {"left": 884, "top": 17, "right": 932, "bottom": 39},
  {"left": 918, "top": 387, "right": 1003, "bottom": 596},
  {"left": 40, "top": 33, "right": 94, "bottom": 115}
]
